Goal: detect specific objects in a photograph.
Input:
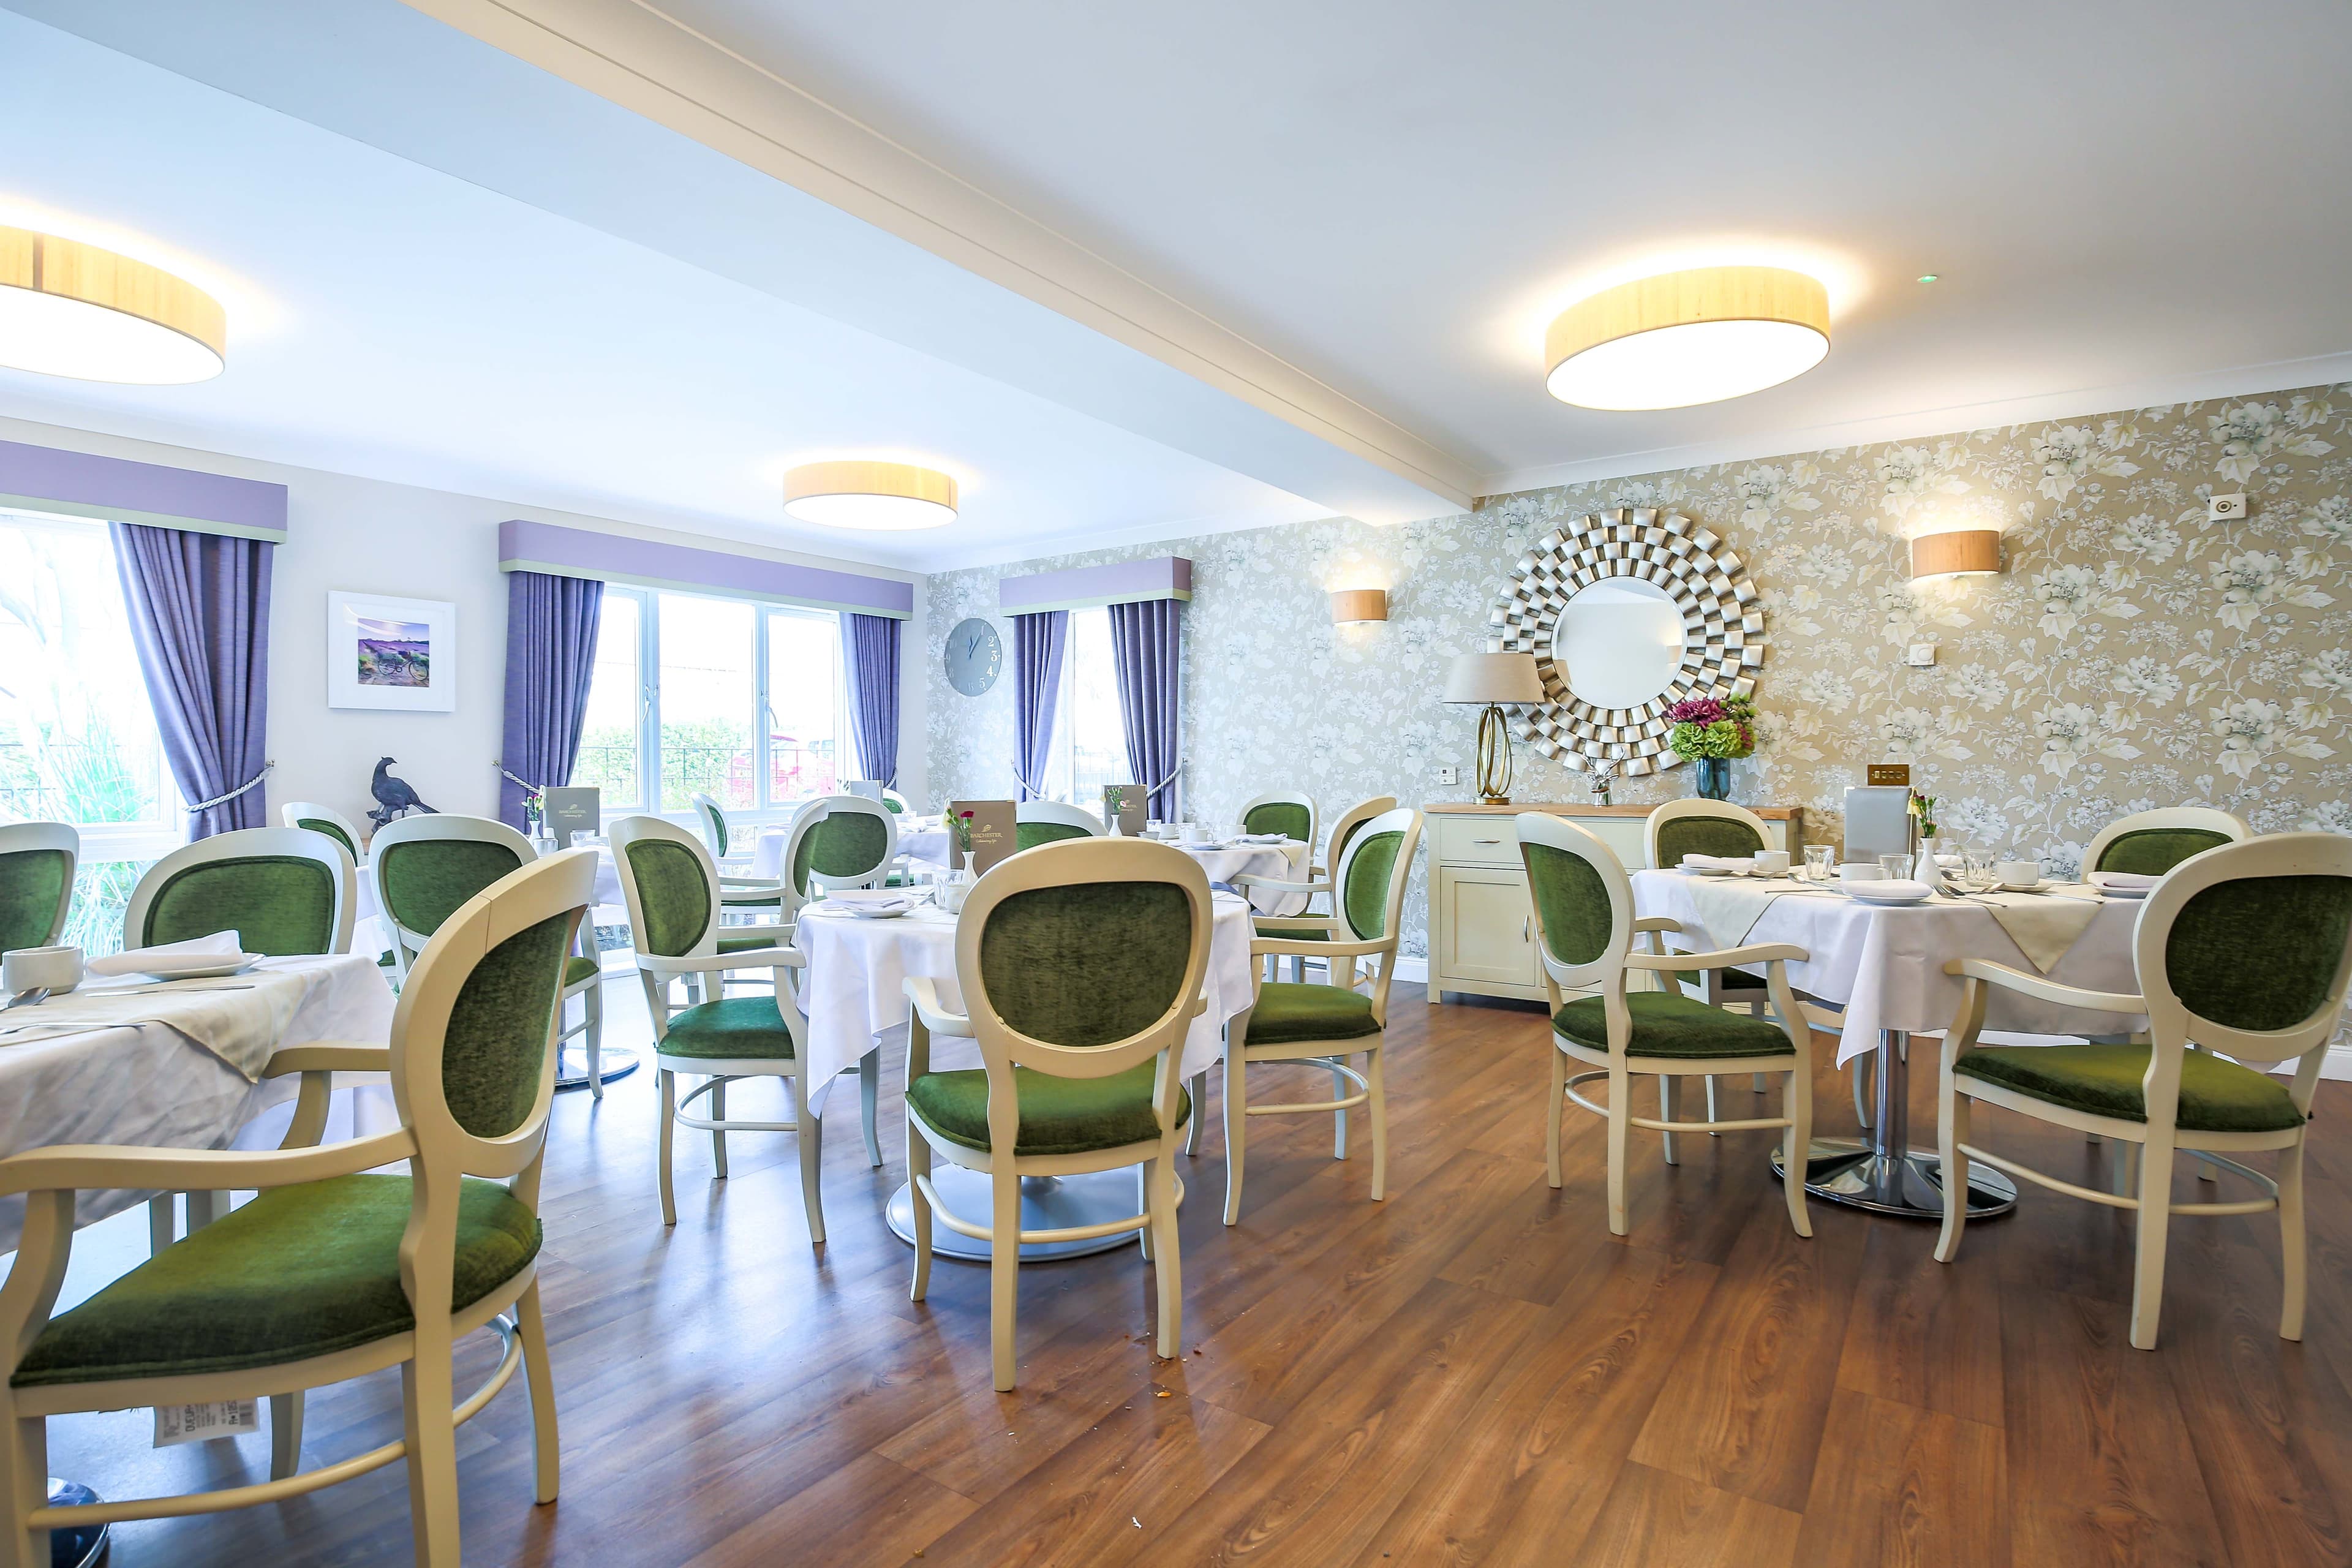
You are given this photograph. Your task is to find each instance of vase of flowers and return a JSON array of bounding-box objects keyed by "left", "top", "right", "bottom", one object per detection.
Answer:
[{"left": 1664, "top": 695, "right": 1757, "bottom": 802}]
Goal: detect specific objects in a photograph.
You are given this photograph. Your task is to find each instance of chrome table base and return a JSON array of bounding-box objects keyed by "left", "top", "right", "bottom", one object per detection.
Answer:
[
  {"left": 885, "top": 1166, "right": 1182, "bottom": 1262},
  {"left": 554, "top": 1044, "right": 639, "bottom": 1091},
  {"left": 1770, "top": 1028, "right": 2018, "bottom": 1219}
]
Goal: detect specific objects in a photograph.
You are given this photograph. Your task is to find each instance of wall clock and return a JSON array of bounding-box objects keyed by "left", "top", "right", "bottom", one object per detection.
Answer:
[{"left": 944, "top": 616, "right": 1003, "bottom": 696}]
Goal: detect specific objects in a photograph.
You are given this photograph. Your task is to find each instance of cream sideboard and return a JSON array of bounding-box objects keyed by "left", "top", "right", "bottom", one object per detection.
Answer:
[{"left": 1424, "top": 802, "right": 1803, "bottom": 1005}]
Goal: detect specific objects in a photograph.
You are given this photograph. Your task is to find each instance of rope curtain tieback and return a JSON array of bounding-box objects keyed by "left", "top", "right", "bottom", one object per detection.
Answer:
[
  {"left": 1140, "top": 758, "right": 1185, "bottom": 796},
  {"left": 185, "top": 761, "right": 273, "bottom": 813},
  {"left": 496, "top": 763, "right": 549, "bottom": 794}
]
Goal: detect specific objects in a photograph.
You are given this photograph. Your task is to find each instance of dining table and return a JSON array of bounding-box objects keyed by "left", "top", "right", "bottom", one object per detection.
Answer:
[
  {"left": 1170, "top": 837, "right": 1314, "bottom": 914},
  {"left": 793, "top": 887, "right": 1261, "bottom": 1260},
  {"left": 1630, "top": 867, "right": 2151, "bottom": 1219}
]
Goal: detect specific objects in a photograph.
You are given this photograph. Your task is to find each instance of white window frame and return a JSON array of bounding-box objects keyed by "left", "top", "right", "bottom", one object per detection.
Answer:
[{"left": 1044, "top": 606, "right": 1126, "bottom": 807}]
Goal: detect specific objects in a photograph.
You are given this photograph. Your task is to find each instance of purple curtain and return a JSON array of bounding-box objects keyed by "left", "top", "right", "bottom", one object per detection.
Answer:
[
  {"left": 839, "top": 612, "right": 901, "bottom": 786},
  {"left": 498, "top": 570, "right": 604, "bottom": 831},
  {"left": 111, "top": 523, "right": 273, "bottom": 840},
  {"left": 1107, "top": 598, "right": 1183, "bottom": 819},
  {"left": 1011, "top": 609, "right": 1068, "bottom": 801}
]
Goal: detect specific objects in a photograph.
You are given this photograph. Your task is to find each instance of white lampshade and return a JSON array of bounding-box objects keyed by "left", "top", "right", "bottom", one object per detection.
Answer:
[
  {"left": 1545, "top": 266, "right": 1829, "bottom": 411},
  {"left": 0, "top": 226, "right": 226, "bottom": 383},
  {"left": 1444, "top": 652, "right": 1544, "bottom": 704},
  {"left": 782, "top": 461, "right": 958, "bottom": 531}
]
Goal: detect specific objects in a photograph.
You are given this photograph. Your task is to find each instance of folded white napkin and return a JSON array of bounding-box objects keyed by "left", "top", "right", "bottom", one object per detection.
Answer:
[
  {"left": 1680, "top": 854, "right": 1755, "bottom": 872},
  {"left": 2089, "top": 871, "right": 2160, "bottom": 892},
  {"left": 1232, "top": 833, "right": 1289, "bottom": 845},
  {"left": 88, "top": 930, "right": 243, "bottom": 978},
  {"left": 1176, "top": 840, "right": 1225, "bottom": 851}
]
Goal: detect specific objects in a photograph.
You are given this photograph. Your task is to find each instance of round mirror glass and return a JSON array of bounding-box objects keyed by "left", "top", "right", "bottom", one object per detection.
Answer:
[{"left": 1550, "top": 577, "right": 1687, "bottom": 708}]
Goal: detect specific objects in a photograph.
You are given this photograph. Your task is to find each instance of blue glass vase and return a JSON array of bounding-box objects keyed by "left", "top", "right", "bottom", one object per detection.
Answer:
[{"left": 1692, "top": 758, "right": 1732, "bottom": 800}]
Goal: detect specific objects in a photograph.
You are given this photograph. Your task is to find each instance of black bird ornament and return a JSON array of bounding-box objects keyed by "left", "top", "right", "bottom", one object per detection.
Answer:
[{"left": 368, "top": 756, "right": 439, "bottom": 828}]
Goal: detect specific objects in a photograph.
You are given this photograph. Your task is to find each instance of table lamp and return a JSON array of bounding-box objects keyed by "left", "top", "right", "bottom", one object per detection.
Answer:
[{"left": 1444, "top": 652, "right": 1544, "bottom": 804}]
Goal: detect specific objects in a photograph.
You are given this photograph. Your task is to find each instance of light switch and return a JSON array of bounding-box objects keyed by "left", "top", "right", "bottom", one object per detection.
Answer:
[{"left": 1905, "top": 643, "right": 1937, "bottom": 667}]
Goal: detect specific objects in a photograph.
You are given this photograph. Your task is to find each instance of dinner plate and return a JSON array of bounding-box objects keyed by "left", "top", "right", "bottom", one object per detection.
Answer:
[
  {"left": 1681, "top": 864, "right": 1749, "bottom": 878},
  {"left": 1995, "top": 881, "right": 2058, "bottom": 895},
  {"left": 2093, "top": 883, "right": 2150, "bottom": 900},
  {"left": 1844, "top": 884, "right": 1933, "bottom": 905},
  {"left": 107, "top": 953, "right": 264, "bottom": 981}
]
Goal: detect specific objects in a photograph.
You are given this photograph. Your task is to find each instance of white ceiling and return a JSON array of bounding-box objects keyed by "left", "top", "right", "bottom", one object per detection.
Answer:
[{"left": 7, "top": 1, "right": 2352, "bottom": 571}]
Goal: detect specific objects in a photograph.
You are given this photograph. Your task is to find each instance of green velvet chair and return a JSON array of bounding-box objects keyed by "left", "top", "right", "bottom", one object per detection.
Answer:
[
  {"left": 1246, "top": 793, "right": 1396, "bottom": 983},
  {"left": 1237, "top": 788, "right": 1317, "bottom": 851},
  {"left": 279, "top": 800, "right": 366, "bottom": 864},
  {"left": 1519, "top": 812, "right": 1815, "bottom": 1239},
  {"left": 608, "top": 813, "right": 879, "bottom": 1243},
  {"left": 1936, "top": 832, "right": 2352, "bottom": 1350},
  {"left": 0, "top": 822, "right": 76, "bottom": 956},
  {"left": 122, "top": 826, "right": 356, "bottom": 958},
  {"left": 1014, "top": 798, "right": 1104, "bottom": 851},
  {"left": 901, "top": 837, "right": 1213, "bottom": 1390},
  {"left": 2082, "top": 805, "right": 2250, "bottom": 877},
  {"left": 777, "top": 793, "right": 900, "bottom": 919},
  {"left": 1226, "top": 807, "right": 1423, "bottom": 1225},
  {"left": 0, "top": 848, "right": 597, "bottom": 1567},
  {"left": 372, "top": 815, "right": 607, "bottom": 1096}
]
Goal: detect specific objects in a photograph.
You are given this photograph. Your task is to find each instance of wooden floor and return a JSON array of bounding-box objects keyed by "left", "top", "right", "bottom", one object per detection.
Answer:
[{"left": 46, "top": 979, "right": 2352, "bottom": 1567}]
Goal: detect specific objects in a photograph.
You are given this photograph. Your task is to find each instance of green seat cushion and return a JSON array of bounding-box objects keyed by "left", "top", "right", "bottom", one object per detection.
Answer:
[
  {"left": 717, "top": 933, "right": 778, "bottom": 955},
  {"left": 1256, "top": 922, "right": 1330, "bottom": 941},
  {"left": 658, "top": 996, "right": 795, "bottom": 1060},
  {"left": 2094, "top": 827, "right": 2231, "bottom": 876},
  {"left": 1720, "top": 968, "right": 1766, "bottom": 990},
  {"left": 1244, "top": 981, "right": 1381, "bottom": 1046},
  {"left": 564, "top": 955, "right": 600, "bottom": 987},
  {"left": 1954, "top": 1044, "right": 2305, "bottom": 1133},
  {"left": 12, "top": 1175, "right": 538, "bottom": 1388},
  {"left": 141, "top": 855, "right": 338, "bottom": 956},
  {"left": 0, "top": 846, "right": 72, "bottom": 952},
  {"left": 1551, "top": 990, "right": 1793, "bottom": 1060},
  {"left": 908, "top": 1061, "right": 1186, "bottom": 1156}
]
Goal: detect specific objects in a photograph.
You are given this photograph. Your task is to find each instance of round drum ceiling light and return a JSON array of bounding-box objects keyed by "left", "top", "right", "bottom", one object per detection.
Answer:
[
  {"left": 1544, "top": 265, "right": 1829, "bottom": 410},
  {"left": 782, "top": 461, "right": 958, "bottom": 530},
  {"left": 0, "top": 225, "right": 226, "bottom": 383}
]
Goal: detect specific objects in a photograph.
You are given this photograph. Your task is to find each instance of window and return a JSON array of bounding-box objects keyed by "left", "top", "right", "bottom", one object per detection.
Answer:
[
  {"left": 0, "top": 508, "right": 183, "bottom": 951},
  {"left": 572, "top": 584, "right": 850, "bottom": 824},
  {"left": 1043, "top": 607, "right": 1128, "bottom": 807}
]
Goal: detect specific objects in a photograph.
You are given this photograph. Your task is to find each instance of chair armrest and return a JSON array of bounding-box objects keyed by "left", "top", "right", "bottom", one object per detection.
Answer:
[
  {"left": 1631, "top": 916, "right": 1683, "bottom": 935},
  {"left": 0, "top": 1128, "right": 419, "bottom": 1199},
  {"left": 639, "top": 947, "right": 803, "bottom": 976},
  {"left": 1627, "top": 941, "right": 1807, "bottom": 972},
  {"left": 262, "top": 1042, "right": 392, "bottom": 1079},
  {"left": 904, "top": 976, "right": 973, "bottom": 1038},
  {"left": 1231, "top": 875, "right": 1331, "bottom": 895},
  {"left": 1942, "top": 959, "right": 2144, "bottom": 1014},
  {"left": 1251, "top": 936, "right": 1394, "bottom": 960},
  {"left": 1251, "top": 913, "right": 1341, "bottom": 933}
]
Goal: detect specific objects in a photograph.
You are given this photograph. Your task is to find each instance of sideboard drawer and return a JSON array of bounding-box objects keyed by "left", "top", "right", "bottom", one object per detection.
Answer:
[{"left": 1433, "top": 815, "right": 1522, "bottom": 867}]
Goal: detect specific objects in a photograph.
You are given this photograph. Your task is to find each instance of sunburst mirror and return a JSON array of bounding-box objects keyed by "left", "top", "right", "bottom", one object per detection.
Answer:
[{"left": 1485, "top": 507, "right": 1765, "bottom": 776}]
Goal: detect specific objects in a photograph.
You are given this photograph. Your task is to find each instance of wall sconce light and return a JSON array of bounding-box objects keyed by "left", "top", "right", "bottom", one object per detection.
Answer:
[
  {"left": 1329, "top": 588, "right": 1389, "bottom": 624},
  {"left": 1910, "top": 529, "right": 2002, "bottom": 581}
]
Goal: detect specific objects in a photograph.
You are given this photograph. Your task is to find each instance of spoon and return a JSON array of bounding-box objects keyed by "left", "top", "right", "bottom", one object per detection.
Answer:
[{"left": 4, "top": 987, "right": 51, "bottom": 1010}]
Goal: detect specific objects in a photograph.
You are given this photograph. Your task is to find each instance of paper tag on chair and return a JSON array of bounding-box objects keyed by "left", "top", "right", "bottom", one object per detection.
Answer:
[{"left": 154, "top": 1399, "right": 260, "bottom": 1447}]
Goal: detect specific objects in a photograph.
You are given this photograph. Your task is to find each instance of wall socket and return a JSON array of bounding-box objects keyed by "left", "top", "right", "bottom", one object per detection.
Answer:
[
  {"left": 2209, "top": 492, "right": 2247, "bottom": 521},
  {"left": 1437, "top": 766, "right": 1460, "bottom": 786}
]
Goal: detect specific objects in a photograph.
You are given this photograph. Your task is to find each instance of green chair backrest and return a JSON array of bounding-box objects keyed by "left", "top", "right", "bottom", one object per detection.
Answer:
[
  {"left": 1242, "top": 801, "right": 1311, "bottom": 842},
  {"left": 295, "top": 815, "right": 358, "bottom": 859},
  {"left": 439, "top": 904, "right": 579, "bottom": 1139},
  {"left": 1654, "top": 813, "right": 1765, "bottom": 867},
  {"left": 1340, "top": 828, "right": 1408, "bottom": 941},
  {"left": 620, "top": 836, "right": 713, "bottom": 957},
  {"left": 2163, "top": 874, "right": 2352, "bottom": 1035},
  {"left": 1016, "top": 821, "right": 1095, "bottom": 852},
  {"left": 0, "top": 846, "right": 74, "bottom": 953},
  {"left": 141, "top": 857, "right": 338, "bottom": 956},
  {"left": 977, "top": 881, "right": 1194, "bottom": 1047},
  {"left": 1521, "top": 840, "right": 1616, "bottom": 968},
  {"left": 692, "top": 795, "right": 729, "bottom": 858},
  {"left": 2096, "top": 827, "right": 2233, "bottom": 876},
  {"left": 379, "top": 838, "right": 526, "bottom": 943},
  {"left": 790, "top": 810, "right": 890, "bottom": 893}
]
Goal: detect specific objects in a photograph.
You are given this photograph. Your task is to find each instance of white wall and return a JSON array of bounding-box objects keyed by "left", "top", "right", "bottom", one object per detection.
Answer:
[{"left": 0, "top": 412, "right": 921, "bottom": 840}]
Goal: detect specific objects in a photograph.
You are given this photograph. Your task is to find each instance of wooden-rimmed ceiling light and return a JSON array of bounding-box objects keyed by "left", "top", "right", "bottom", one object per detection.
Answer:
[
  {"left": 0, "top": 226, "right": 225, "bottom": 383},
  {"left": 1545, "top": 265, "right": 1828, "bottom": 410},
  {"left": 782, "top": 461, "right": 958, "bottom": 531}
]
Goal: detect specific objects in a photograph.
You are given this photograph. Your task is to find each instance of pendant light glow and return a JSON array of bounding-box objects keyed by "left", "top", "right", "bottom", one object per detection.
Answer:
[
  {"left": 0, "top": 226, "right": 226, "bottom": 383},
  {"left": 782, "top": 461, "right": 959, "bottom": 531},
  {"left": 1544, "top": 265, "right": 1829, "bottom": 410}
]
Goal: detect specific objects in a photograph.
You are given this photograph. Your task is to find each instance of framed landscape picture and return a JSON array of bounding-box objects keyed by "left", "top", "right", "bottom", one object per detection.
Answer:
[{"left": 327, "top": 591, "right": 457, "bottom": 712}]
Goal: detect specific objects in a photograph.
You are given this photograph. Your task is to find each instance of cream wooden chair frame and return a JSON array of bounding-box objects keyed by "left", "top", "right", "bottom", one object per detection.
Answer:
[
  {"left": 881, "top": 787, "right": 914, "bottom": 815},
  {"left": 0, "top": 823, "right": 75, "bottom": 948},
  {"left": 1935, "top": 832, "right": 2352, "bottom": 1350},
  {"left": 775, "top": 793, "right": 900, "bottom": 921},
  {"left": 279, "top": 801, "right": 366, "bottom": 862},
  {"left": 1015, "top": 799, "right": 1106, "bottom": 841},
  {"left": 901, "top": 838, "right": 1212, "bottom": 1390},
  {"left": 0, "top": 850, "right": 595, "bottom": 1568},
  {"left": 371, "top": 815, "right": 607, "bottom": 1094},
  {"left": 1236, "top": 788, "right": 1318, "bottom": 851},
  {"left": 1520, "top": 813, "right": 1815, "bottom": 1238},
  {"left": 608, "top": 815, "right": 878, "bottom": 1242},
  {"left": 2081, "top": 805, "right": 2252, "bottom": 875},
  {"left": 1226, "top": 807, "right": 1423, "bottom": 1225},
  {"left": 124, "top": 826, "right": 356, "bottom": 957},
  {"left": 1238, "top": 793, "right": 1396, "bottom": 984},
  {"left": 686, "top": 791, "right": 755, "bottom": 871}
]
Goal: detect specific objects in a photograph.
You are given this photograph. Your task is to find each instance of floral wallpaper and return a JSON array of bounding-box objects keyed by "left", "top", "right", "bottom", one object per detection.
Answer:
[{"left": 923, "top": 381, "right": 2352, "bottom": 961}]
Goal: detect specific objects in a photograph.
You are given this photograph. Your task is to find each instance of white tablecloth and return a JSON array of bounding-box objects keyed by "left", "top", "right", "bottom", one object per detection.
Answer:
[
  {"left": 0, "top": 953, "right": 398, "bottom": 1250},
  {"left": 1630, "top": 870, "right": 2149, "bottom": 1066},
  {"left": 1175, "top": 840, "right": 1313, "bottom": 915},
  {"left": 794, "top": 891, "right": 1259, "bottom": 1088}
]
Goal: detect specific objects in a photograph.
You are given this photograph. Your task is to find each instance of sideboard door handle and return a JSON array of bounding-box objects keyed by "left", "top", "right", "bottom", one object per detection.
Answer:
[
  {"left": 1521, "top": 917, "right": 1531, "bottom": 943},
  {"left": 1473, "top": 837, "right": 1502, "bottom": 845}
]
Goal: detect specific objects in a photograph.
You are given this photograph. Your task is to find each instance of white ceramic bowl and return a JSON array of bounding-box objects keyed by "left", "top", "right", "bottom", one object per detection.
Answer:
[{"left": 1837, "top": 863, "right": 1885, "bottom": 883}]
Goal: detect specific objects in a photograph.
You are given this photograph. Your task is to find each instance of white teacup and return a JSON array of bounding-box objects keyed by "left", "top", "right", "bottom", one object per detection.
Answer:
[
  {"left": 2, "top": 944, "right": 84, "bottom": 996},
  {"left": 1996, "top": 860, "right": 2042, "bottom": 890},
  {"left": 1838, "top": 863, "right": 1885, "bottom": 883},
  {"left": 1754, "top": 850, "right": 1791, "bottom": 875}
]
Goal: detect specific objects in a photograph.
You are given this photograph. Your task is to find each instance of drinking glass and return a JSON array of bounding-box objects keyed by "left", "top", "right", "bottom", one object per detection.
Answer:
[
  {"left": 1962, "top": 851, "right": 1999, "bottom": 892},
  {"left": 1802, "top": 845, "right": 1835, "bottom": 883},
  {"left": 1877, "top": 852, "right": 1915, "bottom": 881}
]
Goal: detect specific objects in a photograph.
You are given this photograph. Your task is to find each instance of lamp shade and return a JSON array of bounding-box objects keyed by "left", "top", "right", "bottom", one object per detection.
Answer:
[
  {"left": 1545, "top": 266, "right": 1829, "bottom": 410},
  {"left": 1911, "top": 529, "right": 2002, "bottom": 579},
  {"left": 0, "top": 226, "right": 225, "bottom": 383},
  {"left": 1329, "top": 588, "right": 1388, "bottom": 624},
  {"left": 1444, "top": 651, "right": 1544, "bottom": 704},
  {"left": 782, "top": 461, "right": 957, "bottom": 530}
]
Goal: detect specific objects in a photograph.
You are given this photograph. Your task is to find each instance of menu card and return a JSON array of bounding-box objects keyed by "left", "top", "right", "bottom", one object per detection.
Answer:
[
  {"left": 1102, "top": 785, "right": 1147, "bottom": 837},
  {"left": 543, "top": 785, "right": 600, "bottom": 848},
  {"left": 844, "top": 780, "right": 885, "bottom": 803},
  {"left": 948, "top": 799, "right": 1017, "bottom": 873}
]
